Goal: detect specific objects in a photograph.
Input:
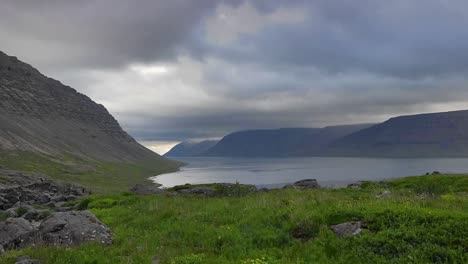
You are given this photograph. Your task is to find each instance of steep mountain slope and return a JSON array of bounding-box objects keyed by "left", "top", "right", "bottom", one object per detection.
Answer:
[
  {"left": 326, "top": 110, "right": 468, "bottom": 157},
  {"left": 202, "top": 124, "right": 373, "bottom": 157},
  {"left": 164, "top": 140, "right": 218, "bottom": 157},
  {"left": 0, "top": 51, "right": 158, "bottom": 161},
  {"left": 0, "top": 51, "right": 180, "bottom": 191}
]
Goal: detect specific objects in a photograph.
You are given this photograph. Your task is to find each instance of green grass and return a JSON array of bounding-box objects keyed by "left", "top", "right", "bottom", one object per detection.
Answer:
[
  {"left": 1, "top": 174, "right": 466, "bottom": 263},
  {"left": 0, "top": 151, "right": 182, "bottom": 193}
]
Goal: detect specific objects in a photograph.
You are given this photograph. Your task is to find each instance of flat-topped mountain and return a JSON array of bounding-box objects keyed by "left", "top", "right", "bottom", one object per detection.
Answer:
[
  {"left": 164, "top": 140, "right": 218, "bottom": 157},
  {"left": 326, "top": 110, "right": 468, "bottom": 157},
  {"left": 0, "top": 51, "right": 162, "bottom": 162},
  {"left": 201, "top": 124, "right": 373, "bottom": 157}
]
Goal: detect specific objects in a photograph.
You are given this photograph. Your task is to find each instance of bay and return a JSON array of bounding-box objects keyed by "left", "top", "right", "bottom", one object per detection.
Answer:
[{"left": 151, "top": 157, "right": 468, "bottom": 188}]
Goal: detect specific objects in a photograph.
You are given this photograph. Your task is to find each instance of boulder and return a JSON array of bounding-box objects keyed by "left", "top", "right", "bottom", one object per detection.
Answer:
[
  {"left": 178, "top": 187, "right": 215, "bottom": 196},
  {"left": 15, "top": 256, "right": 41, "bottom": 264},
  {"left": 293, "top": 179, "right": 320, "bottom": 189},
  {"left": 376, "top": 190, "right": 391, "bottom": 198},
  {"left": 130, "top": 184, "right": 166, "bottom": 195},
  {"left": 0, "top": 217, "right": 34, "bottom": 250},
  {"left": 36, "top": 210, "right": 112, "bottom": 247},
  {"left": 347, "top": 181, "right": 365, "bottom": 189},
  {"left": 330, "top": 221, "right": 363, "bottom": 238}
]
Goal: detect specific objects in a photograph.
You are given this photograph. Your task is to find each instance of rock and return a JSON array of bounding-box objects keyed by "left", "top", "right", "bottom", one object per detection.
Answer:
[
  {"left": 293, "top": 179, "right": 320, "bottom": 189},
  {"left": 37, "top": 210, "right": 112, "bottom": 247},
  {"left": 178, "top": 187, "right": 215, "bottom": 196},
  {"left": 330, "top": 221, "right": 364, "bottom": 238},
  {"left": 15, "top": 256, "right": 41, "bottom": 264},
  {"left": 347, "top": 181, "right": 365, "bottom": 189},
  {"left": 432, "top": 171, "right": 441, "bottom": 175},
  {"left": 36, "top": 194, "right": 51, "bottom": 204},
  {"left": 152, "top": 257, "right": 161, "bottom": 264},
  {"left": 376, "top": 190, "right": 392, "bottom": 198},
  {"left": 0, "top": 217, "right": 34, "bottom": 250},
  {"left": 0, "top": 169, "right": 88, "bottom": 212},
  {"left": 24, "top": 209, "right": 51, "bottom": 221},
  {"left": 282, "top": 184, "right": 294, "bottom": 189},
  {"left": 130, "top": 184, "right": 166, "bottom": 195}
]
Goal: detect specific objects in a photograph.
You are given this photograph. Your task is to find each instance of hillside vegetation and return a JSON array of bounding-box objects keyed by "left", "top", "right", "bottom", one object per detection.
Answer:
[
  {"left": 1, "top": 174, "right": 466, "bottom": 263},
  {"left": 0, "top": 151, "right": 181, "bottom": 193}
]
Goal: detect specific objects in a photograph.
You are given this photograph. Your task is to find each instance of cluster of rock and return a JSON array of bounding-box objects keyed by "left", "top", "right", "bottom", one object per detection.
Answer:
[
  {"left": 0, "top": 169, "right": 112, "bottom": 253},
  {"left": 131, "top": 179, "right": 322, "bottom": 197},
  {"left": 283, "top": 179, "right": 321, "bottom": 189},
  {"left": 0, "top": 169, "right": 88, "bottom": 213}
]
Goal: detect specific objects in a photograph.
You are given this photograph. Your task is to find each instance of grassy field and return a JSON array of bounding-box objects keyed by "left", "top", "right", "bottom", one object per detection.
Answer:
[
  {"left": 0, "top": 151, "right": 182, "bottom": 193},
  {"left": 1, "top": 174, "right": 466, "bottom": 264}
]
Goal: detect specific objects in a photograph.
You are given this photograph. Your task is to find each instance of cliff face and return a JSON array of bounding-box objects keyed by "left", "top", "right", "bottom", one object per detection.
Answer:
[
  {"left": 0, "top": 51, "right": 158, "bottom": 162},
  {"left": 164, "top": 140, "right": 219, "bottom": 157},
  {"left": 326, "top": 110, "right": 468, "bottom": 157},
  {"left": 201, "top": 124, "right": 373, "bottom": 157}
]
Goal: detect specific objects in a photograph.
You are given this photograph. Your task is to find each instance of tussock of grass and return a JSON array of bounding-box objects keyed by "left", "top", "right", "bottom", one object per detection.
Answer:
[{"left": 1, "top": 174, "right": 466, "bottom": 263}]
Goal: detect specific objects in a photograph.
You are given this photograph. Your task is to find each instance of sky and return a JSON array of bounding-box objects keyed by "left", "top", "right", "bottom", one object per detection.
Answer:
[{"left": 2, "top": 0, "right": 468, "bottom": 154}]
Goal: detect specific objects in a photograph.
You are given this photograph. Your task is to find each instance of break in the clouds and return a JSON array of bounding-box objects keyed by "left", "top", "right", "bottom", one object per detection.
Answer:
[{"left": 2, "top": 0, "right": 468, "bottom": 144}]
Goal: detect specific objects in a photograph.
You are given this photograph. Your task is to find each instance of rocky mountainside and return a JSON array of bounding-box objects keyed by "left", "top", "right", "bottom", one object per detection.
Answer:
[
  {"left": 164, "top": 140, "right": 219, "bottom": 157},
  {"left": 326, "top": 110, "right": 468, "bottom": 157},
  {"left": 201, "top": 124, "right": 373, "bottom": 157},
  {"left": 0, "top": 51, "right": 162, "bottom": 162}
]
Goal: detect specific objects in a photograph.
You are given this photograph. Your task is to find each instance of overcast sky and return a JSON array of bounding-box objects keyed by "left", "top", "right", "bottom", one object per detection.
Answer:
[{"left": 2, "top": 0, "right": 468, "bottom": 153}]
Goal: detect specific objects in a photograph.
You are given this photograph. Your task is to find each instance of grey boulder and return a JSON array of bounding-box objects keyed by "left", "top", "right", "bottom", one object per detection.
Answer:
[
  {"left": 330, "top": 221, "right": 364, "bottom": 238},
  {"left": 347, "top": 181, "right": 365, "bottom": 189},
  {"left": 178, "top": 187, "right": 215, "bottom": 196},
  {"left": 37, "top": 210, "right": 112, "bottom": 247},
  {"left": 293, "top": 179, "right": 320, "bottom": 189},
  {"left": 0, "top": 217, "right": 34, "bottom": 250},
  {"left": 15, "top": 256, "right": 41, "bottom": 264},
  {"left": 130, "top": 184, "right": 167, "bottom": 195}
]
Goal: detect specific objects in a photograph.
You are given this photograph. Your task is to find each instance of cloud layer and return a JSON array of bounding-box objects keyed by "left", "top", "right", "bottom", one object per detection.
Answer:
[{"left": 2, "top": 0, "right": 468, "bottom": 143}]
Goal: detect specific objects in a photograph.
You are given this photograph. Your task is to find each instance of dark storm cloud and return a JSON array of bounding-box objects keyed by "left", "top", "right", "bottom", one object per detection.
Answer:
[
  {"left": 2, "top": 0, "right": 468, "bottom": 142},
  {"left": 0, "top": 0, "right": 218, "bottom": 69},
  {"left": 199, "top": 0, "right": 468, "bottom": 78}
]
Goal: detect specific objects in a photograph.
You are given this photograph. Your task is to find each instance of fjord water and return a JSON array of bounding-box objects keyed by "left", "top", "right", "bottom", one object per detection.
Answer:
[{"left": 152, "top": 157, "right": 468, "bottom": 188}]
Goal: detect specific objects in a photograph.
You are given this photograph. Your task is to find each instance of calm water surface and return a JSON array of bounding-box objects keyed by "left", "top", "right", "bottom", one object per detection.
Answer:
[{"left": 151, "top": 157, "right": 468, "bottom": 188}]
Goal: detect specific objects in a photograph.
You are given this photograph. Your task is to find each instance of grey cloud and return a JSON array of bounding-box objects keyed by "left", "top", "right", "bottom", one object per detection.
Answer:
[
  {"left": 0, "top": 0, "right": 219, "bottom": 71},
  {"left": 197, "top": 0, "right": 468, "bottom": 78},
  {"left": 3, "top": 0, "right": 468, "bottom": 142}
]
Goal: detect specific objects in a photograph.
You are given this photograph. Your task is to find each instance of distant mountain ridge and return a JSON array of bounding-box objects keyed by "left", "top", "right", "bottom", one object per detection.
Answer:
[
  {"left": 326, "top": 110, "right": 468, "bottom": 157},
  {"left": 164, "top": 140, "right": 218, "bottom": 157},
  {"left": 199, "top": 124, "right": 374, "bottom": 157},
  {"left": 166, "top": 109, "right": 468, "bottom": 158}
]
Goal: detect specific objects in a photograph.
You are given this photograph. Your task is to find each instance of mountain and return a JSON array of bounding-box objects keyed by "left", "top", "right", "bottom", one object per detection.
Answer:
[
  {"left": 0, "top": 51, "right": 180, "bottom": 191},
  {"left": 164, "top": 140, "right": 219, "bottom": 157},
  {"left": 326, "top": 110, "right": 468, "bottom": 157},
  {"left": 201, "top": 124, "right": 373, "bottom": 157}
]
